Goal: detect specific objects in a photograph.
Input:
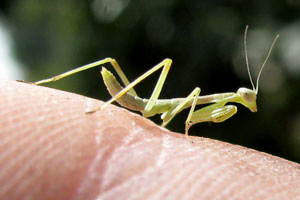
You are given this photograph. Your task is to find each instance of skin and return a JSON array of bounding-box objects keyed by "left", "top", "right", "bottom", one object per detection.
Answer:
[{"left": 1, "top": 78, "right": 300, "bottom": 200}]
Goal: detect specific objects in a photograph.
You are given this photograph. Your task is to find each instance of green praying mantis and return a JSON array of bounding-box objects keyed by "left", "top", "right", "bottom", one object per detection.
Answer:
[{"left": 34, "top": 26, "right": 279, "bottom": 138}]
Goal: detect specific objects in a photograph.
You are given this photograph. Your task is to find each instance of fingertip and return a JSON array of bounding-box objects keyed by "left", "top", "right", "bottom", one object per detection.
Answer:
[{"left": 1, "top": 79, "right": 300, "bottom": 200}]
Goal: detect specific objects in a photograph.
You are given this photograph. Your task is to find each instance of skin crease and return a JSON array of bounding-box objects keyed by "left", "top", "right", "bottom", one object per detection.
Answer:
[{"left": 0, "top": 79, "right": 300, "bottom": 200}]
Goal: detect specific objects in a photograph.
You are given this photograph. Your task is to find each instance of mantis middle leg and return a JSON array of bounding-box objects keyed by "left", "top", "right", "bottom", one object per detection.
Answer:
[{"left": 158, "top": 87, "right": 200, "bottom": 138}]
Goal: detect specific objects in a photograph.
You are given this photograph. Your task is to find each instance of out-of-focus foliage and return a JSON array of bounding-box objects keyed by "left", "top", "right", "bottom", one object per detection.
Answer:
[{"left": 1, "top": 0, "right": 299, "bottom": 162}]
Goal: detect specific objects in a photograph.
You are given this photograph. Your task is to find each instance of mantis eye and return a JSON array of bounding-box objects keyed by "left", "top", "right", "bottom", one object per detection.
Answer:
[{"left": 237, "top": 87, "right": 257, "bottom": 103}]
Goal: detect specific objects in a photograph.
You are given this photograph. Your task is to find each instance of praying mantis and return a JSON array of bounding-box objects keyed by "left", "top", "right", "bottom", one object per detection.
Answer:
[{"left": 34, "top": 26, "right": 279, "bottom": 138}]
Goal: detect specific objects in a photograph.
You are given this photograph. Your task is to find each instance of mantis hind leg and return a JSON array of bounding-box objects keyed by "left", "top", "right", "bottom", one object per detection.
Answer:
[
  {"left": 34, "top": 57, "right": 137, "bottom": 97},
  {"left": 99, "top": 58, "right": 173, "bottom": 113}
]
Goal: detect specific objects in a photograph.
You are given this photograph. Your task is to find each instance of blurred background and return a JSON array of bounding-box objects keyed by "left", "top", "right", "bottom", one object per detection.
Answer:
[{"left": 0, "top": 0, "right": 299, "bottom": 163}]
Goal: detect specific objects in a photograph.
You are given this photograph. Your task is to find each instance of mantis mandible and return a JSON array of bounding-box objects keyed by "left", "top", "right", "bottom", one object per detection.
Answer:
[{"left": 34, "top": 26, "right": 279, "bottom": 138}]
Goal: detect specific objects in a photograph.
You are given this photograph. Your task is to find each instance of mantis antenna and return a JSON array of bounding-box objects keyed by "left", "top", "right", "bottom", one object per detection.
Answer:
[
  {"left": 244, "top": 25, "right": 279, "bottom": 94},
  {"left": 244, "top": 25, "right": 255, "bottom": 91}
]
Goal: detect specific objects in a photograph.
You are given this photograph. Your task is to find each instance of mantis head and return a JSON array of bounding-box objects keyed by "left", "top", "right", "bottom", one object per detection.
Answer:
[
  {"left": 237, "top": 87, "right": 257, "bottom": 112},
  {"left": 238, "top": 25, "right": 279, "bottom": 113}
]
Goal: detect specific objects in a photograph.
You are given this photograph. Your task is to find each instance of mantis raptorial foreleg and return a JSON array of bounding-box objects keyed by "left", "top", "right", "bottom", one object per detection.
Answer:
[{"left": 187, "top": 104, "right": 237, "bottom": 133}]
